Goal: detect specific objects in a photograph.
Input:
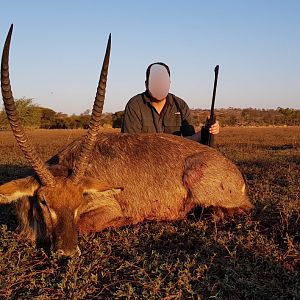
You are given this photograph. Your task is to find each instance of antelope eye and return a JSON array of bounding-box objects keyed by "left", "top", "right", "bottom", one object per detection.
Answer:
[{"left": 40, "top": 198, "right": 47, "bottom": 206}]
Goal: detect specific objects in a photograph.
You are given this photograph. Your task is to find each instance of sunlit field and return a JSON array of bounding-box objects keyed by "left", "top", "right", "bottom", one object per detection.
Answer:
[{"left": 0, "top": 127, "right": 299, "bottom": 299}]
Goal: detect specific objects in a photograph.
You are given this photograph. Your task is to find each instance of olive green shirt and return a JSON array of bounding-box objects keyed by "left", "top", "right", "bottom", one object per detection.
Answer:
[{"left": 121, "top": 92, "right": 195, "bottom": 136}]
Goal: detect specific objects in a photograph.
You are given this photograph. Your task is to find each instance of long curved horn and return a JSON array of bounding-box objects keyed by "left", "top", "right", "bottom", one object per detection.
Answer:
[
  {"left": 1, "top": 25, "right": 56, "bottom": 186},
  {"left": 70, "top": 34, "right": 111, "bottom": 184}
]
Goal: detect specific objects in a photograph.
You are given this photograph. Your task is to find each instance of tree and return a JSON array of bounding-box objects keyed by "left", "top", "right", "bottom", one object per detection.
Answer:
[
  {"left": 277, "top": 107, "right": 300, "bottom": 125},
  {"left": 81, "top": 109, "right": 91, "bottom": 116},
  {"left": 112, "top": 111, "right": 124, "bottom": 128},
  {"left": 39, "top": 107, "right": 57, "bottom": 129},
  {"left": 0, "top": 97, "right": 41, "bottom": 129}
]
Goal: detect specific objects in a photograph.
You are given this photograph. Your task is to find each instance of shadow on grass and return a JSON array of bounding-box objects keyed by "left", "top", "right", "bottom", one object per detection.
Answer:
[
  {"left": 160, "top": 229, "right": 297, "bottom": 299},
  {"left": 0, "top": 203, "right": 18, "bottom": 231},
  {"left": 236, "top": 155, "right": 300, "bottom": 170},
  {"left": 0, "top": 165, "right": 34, "bottom": 231},
  {"left": 90, "top": 216, "right": 299, "bottom": 299},
  {"left": 0, "top": 207, "right": 298, "bottom": 299},
  {"left": 0, "top": 164, "right": 33, "bottom": 184}
]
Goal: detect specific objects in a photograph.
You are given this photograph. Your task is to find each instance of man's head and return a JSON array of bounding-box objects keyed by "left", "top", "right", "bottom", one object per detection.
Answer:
[{"left": 145, "top": 62, "right": 171, "bottom": 101}]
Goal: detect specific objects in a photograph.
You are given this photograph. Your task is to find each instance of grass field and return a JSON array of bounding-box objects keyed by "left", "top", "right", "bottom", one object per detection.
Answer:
[{"left": 0, "top": 127, "right": 299, "bottom": 299}]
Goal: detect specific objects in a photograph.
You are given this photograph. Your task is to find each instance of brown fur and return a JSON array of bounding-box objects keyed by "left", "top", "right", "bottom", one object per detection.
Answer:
[{"left": 0, "top": 132, "right": 253, "bottom": 256}]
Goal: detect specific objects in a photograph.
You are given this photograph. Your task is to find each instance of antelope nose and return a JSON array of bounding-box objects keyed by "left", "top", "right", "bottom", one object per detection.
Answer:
[{"left": 57, "top": 246, "right": 81, "bottom": 258}]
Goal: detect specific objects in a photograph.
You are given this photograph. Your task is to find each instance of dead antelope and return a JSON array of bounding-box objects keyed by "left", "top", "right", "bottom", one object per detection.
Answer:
[{"left": 0, "top": 25, "right": 253, "bottom": 257}]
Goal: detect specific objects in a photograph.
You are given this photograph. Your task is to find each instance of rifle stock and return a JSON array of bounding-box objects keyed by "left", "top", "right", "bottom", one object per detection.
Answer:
[{"left": 201, "top": 65, "right": 219, "bottom": 147}]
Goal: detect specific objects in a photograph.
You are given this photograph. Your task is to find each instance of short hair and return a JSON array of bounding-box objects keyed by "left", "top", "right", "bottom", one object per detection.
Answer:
[{"left": 145, "top": 62, "right": 170, "bottom": 84}]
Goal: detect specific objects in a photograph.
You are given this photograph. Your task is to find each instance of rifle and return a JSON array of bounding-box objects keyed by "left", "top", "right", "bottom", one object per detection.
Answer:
[{"left": 201, "top": 65, "right": 219, "bottom": 147}]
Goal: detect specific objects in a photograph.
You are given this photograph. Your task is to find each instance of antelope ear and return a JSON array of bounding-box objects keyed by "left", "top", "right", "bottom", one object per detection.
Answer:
[
  {"left": 81, "top": 187, "right": 123, "bottom": 214},
  {"left": 83, "top": 187, "right": 123, "bottom": 197},
  {"left": 81, "top": 177, "right": 123, "bottom": 195},
  {"left": 80, "top": 178, "right": 123, "bottom": 215},
  {"left": 0, "top": 176, "right": 40, "bottom": 204}
]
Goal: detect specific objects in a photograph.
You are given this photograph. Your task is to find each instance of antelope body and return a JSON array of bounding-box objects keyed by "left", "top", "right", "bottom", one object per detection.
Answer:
[{"left": 0, "top": 25, "right": 253, "bottom": 257}]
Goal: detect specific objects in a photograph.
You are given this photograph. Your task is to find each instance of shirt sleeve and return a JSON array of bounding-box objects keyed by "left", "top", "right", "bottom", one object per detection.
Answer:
[
  {"left": 177, "top": 98, "right": 196, "bottom": 137},
  {"left": 121, "top": 98, "right": 143, "bottom": 133}
]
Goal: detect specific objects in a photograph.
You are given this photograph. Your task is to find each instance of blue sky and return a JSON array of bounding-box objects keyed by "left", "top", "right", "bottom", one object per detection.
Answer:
[{"left": 0, "top": 0, "right": 299, "bottom": 114}]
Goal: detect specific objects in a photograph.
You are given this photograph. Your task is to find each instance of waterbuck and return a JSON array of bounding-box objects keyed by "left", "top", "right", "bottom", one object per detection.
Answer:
[{"left": 0, "top": 25, "right": 253, "bottom": 257}]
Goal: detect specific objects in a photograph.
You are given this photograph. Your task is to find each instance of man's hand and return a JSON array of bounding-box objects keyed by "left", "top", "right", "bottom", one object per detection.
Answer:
[
  {"left": 209, "top": 120, "right": 220, "bottom": 135},
  {"left": 188, "top": 119, "right": 220, "bottom": 143}
]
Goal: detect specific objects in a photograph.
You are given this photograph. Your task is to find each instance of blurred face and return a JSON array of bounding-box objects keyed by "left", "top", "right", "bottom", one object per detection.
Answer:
[{"left": 147, "top": 64, "right": 171, "bottom": 101}]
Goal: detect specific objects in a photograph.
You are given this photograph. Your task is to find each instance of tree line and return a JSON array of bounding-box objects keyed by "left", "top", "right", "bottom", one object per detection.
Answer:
[
  {"left": 192, "top": 107, "right": 300, "bottom": 127},
  {"left": 0, "top": 98, "right": 299, "bottom": 130}
]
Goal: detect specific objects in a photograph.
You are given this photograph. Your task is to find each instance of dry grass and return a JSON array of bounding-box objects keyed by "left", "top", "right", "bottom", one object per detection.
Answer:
[{"left": 0, "top": 127, "right": 299, "bottom": 299}]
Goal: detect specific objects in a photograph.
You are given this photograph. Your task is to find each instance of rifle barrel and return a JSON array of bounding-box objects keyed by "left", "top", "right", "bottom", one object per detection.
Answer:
[
  {"left": 210, "top": 65, "right": 219, "bottom": 117},
  {"left": 207, "top": 65, "right": 219, "bottom": 147}
]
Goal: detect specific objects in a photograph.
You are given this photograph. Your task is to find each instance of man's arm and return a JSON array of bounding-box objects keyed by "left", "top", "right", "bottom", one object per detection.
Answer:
[
  {"left": 176, "top": 98, "right": 196, "bottom": 137},
  {"left": 121, "top": 100, "right": 142, "bottom": 133},
  {"left": 177, "top": 97, "right": 219, "bottom": 143}
]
